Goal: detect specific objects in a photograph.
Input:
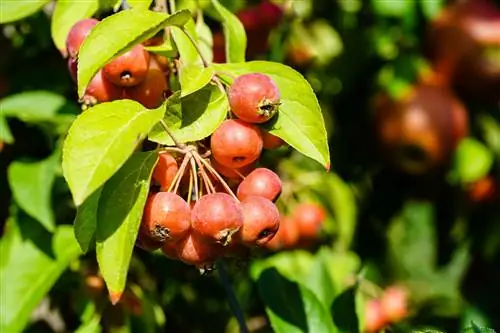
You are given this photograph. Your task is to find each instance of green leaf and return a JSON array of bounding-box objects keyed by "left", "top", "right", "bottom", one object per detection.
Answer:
[
  {"left": 331, "top": 284, "right": 364, "bottom": 333},
  {"left": 0, "top": 91, "right": 78, "bottom": 123},
  {"left": 420, "top": 0, "right": 445, "bottom": 20},
  {"left": 257, "top": 268, "right": 337, "bottom": 333},
  {"left": 74, "top": 188, "right": 102, "bottom": 253},
  {"left": 96, "top": 151, "right": 158, "bottom": 300},
  {"left": 127, "top": 0, "right": 154, "bottom": 10},
  {"left": 451, "top": 138, "right": 494, "bottom": 184},
  {"left": 213, "top": 61, "right": 330, "bottom": 168},
  {"left": 0, "top": 0, "right": 51, "bottom": 24},
  {"left": 305, "top": 251, "right": 336, "bottom": 308},
  {"left": 463, "top": 322, "right": 496, "bottom": 333},
  {"left": 0, "top": 116, "right": 14, "bottom": 144},
  {"left": 51, "top": 0, "right": 99, "bottom": 54},
  {"left": 251, "top": 250, "right": 315, "bottom": 284},
  {"left": 7, "top": 153, "right": 58, "bottom": 232},
  {"left": 179, "top": 65, "right": 214, "bottom": 97},
  {"left": 209, "top": 0, "right": 247, "bottom": 63},
  {"left": 196, "top": 13, "right": 214, "bottom": 63},
  {"left": 144, "top": 41, "right": 177, "bottom": 58},
  {"left": 148, "top": 84, "right": 228, "bottom": 145},
  {"left": 62, "top": 99, "right": 165, "bottom": 206},
  {"left": 171, "top": 19, "right": 202, "bottom": 66},
  {"left": 77, "top": 9, "right": 190, "bottom": 97},
  {"left": 371, "top": 0, "right": 415, "bottom": 17},
  {"left": 0, "top": 219, "right": 81, "bottom": 333}
]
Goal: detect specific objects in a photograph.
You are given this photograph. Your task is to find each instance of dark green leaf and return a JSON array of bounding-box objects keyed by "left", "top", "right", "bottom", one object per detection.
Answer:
[
  {"left": 148, "top": 84, "right": 228, "bottom": 145},
  {"left": 258, "top": 268, "right": 337, "bottom": 333},
  {"left": 74, "top": 187, "right": 102, "bottom": 253},
  {"left": 8, "top": 153, "right": 58, "bottom": 232},
  {"left": 62, "top": 99, "right": 165, "bottom": 206},
  {"left": 451, "top": 138, "right": 494, "bottom": 184},
  {"left": 462, "top": 321, "right": 496, "bottom": 333},
  {"left": 51, "top": 0, "right": 99, "bottom": 54},
  {"left": 96, "top": 151, "right": 158, "bottom": 299},
  {"left": 331, "top": 283, "right": 364, "bottom": 333},
  {"left": 0, "top": 0, "right": 51, "bottom": 24},
  {"left": 214, "top": 61, "right": 330, "bottom": 168},
  {"left": 77, "top": 9, "right": 190, "bottom": 97},
  {"left": 179, "top": 65, "right": 215, "bottom": 97},
  {"left": 0, "top": 219, "right": 81, "bottom": 333}
]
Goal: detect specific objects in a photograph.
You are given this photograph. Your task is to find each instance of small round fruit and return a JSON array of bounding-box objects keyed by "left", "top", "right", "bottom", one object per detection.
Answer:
[
  {"left": 176, "top": 232, "right": 222, "bottom": 269},
  {"left": 161, "top": 241, "right": 179, "bottom": 260},
  {"left": 67, "top": 57, "right": 78, "bottom": 83},
  {"left": 136, "top": 229, "right": 163, "bottom": 251},
  {"left": 211, "top": 119, "right": 263, "bottom": 168},
  {"left": 265, "top": 216, "right": 299, "bottom": 251},
  {"left": 66, "top": 18, "right": 99, "bottom": 58},
  {"left": 152, "top": 151, "right": 179, "bottom": 191},
  {"left": 141, "top": 192, "right": 191, "bottom": 243},
  {"left": 259, "top": 1, "right": 284, "bottom": 28},
  {"left": 262, "top": 131, "right": 285, "bottom": 149},
  {"left": 237, "top": 168, "right": 282, "bottom": 202},
  {"left": 103, "top": 44, "right": 150, "bottom": 87},
  {"left": 191, "top": 193, "right": 244, "bottom": 245},
  {"left": 211, "top": 158, "right": 256, "bottom": 179},
  {"left": 229, "top": 73, "right": 280, "bottom": 123},
  {"left": 365, "top": 299, "right": 387, "bottom": 333},
  {"left": 380, "top": 286, "right": 408, "bottom": 323},
  {"left": 292, "top": 203, "right": 326, "bottom": 239},
  {"left": 83, "top": 70, "right": 123, "bottom": 104},
  {"left": 124, "top": 57, "right": 168, "bottom": 108},
  {"left": 237, "top": 196, "right": 280, "bottom": 246}
]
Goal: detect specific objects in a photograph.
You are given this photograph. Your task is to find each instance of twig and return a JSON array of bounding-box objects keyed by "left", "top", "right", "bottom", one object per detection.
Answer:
[
  {"left": 216, "top": 260, "right": 249, "bottom": 333},
  {"left": 180, "top": 27, "right": 209, "bottom": 68},
  {"left": 159, "top": 119, "right": 185, "bottom": 148}
]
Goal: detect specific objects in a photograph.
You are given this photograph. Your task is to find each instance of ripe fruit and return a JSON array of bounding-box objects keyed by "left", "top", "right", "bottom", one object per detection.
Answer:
[
  {"left": 237, "top": 196, "right": 280, "bottom": 247},
  {"left": 66, "top": 18, "right": 99, "bottom": 58},
  {"left": 262, "top": 131, "right": 285, "bottom": 149},
  {"left": 467, "top": 176, "right": 497, "bottom": 203},
  {"left": 373, "top": 83, "right": 468, "bottom": 174},
  {"left": 67, "top": 57, "right": 78, "bottom": 83},
  {"left": 380, "top": 286, "right": 408, "bottom": 323},
  {"left": 210, "top": 119, "right": 263, "bottom": 168},
  {"left": 141, "top": 192, "right": 191, "bottom": 243},
  {"left": 124, "top": 57, "right": 168, "bottom": 108},
  {"left": 103, "top": 44, "right": 150, "bottom": 87},
  {"left": 83, "top": 70, "right": 123, "bottom": 104},
  {"left": 292, "top": 203, "right": 326, "bottom": 239},
  {"left": 259, "top": 1, "right": 284, "bottom": 28},
  {"left": 191, "top": 193, "right": 244, "bottom": 245},
  {"left": 152, "top": 151, "right": 179, "bottom": 191},
  {"left": 161, "top": 241, "right": 179, "bottom": 260},
  {"left": 229, "top": 73, "right": 280, "bottom": 123},
  {"left": 176, "top": 232, "right": 222, "bottom": 268},
  {"left": 237, "top": 168, "right": 282, "bottom": 202},
  {"left": 365, "top": 299, "right": 387, "bottom": 333},
  {"left": 265, "top": 216, "right": 299, "bottom": 250},
  {"left": 136, "top": 229, "right": 163, "bottom": 251},
  {"left": 211, "top": 158, "right": 256, "bottom": 179}
]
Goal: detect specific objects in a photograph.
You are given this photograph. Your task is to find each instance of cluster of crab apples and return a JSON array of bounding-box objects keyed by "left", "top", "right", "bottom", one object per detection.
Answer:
[{"left": 65, "top": 18, "right": 169, "bottom": 109}]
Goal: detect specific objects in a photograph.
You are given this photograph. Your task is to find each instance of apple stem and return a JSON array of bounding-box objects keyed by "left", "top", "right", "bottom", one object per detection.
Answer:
[
  {"left": 167, "top": 152, "right": 190, "bottom": 193},
  {"left": 216, "top": 260, "right": 250, "bottom": 333},
  {"left": 192, "top": 154, "right": 217, "bottom": 194},
  {"left": 189, "top": 157, "right": 199, "bottom": 201},
  {"left": 187, "top": 165, "right": 194, "bottom": 205},
  {"left": 159, "top": 119, "right": 185, "bottom": 149}
]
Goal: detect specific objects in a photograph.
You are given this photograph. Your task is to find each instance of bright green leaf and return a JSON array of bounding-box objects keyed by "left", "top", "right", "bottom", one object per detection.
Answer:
[
  {"left": 144, "top": 41, "right": 177, "bottom": 58},
  {"left": 257, "top": 268, "right": 337, "bottom": 333},
  {"left": 214, "top": 61, "right": 330, "bottom": 168},
  {"left": 62, "top": 99, "right": 165, "bottom": 206},
  {"left": 51, "top": 0, "right": 99, "bottom": 54},
  {"left": 0, "top": 219, "right": 81, "bottom": 333},
  {"left": 179, "top": 65, "right": 214, "bottom": 97},
  {"left": 0, "top": 116, "right": 13, "bottom": 144},
  {"left": 127, "top": 0, "right": 154, "bottom": 10},
  {"left": 451, "top": 138, "right": 494, "bottom": 184},
  {"left": 8, "top": 153, "right": 58, "bottom": 232},
  {"left": 371, "top": 0, "right": 415, "bottom": 17},
  {"left": 209, "top": 0, "right": 247, "bottom": 63},
  {"left": 0, "top": 0, "right": 51, "bottom": 24},
  {"left": 196, "top": 13, "right": 214, "bottom": 63},
  {"left": 96, "top": 151, "right": 158, "bottom": 299},
  {"left": 171, "top": 19, "right": 202, "bottom": 66},
  {"left": 305, "top": 251, "right": 336, "bottom": 308},
  {"left": 77, "top": 9, "right": 190, "bottom": 97},
  {"left": 74, "top": 188, "right": 102, "bottom": 253},
  {"left": 148, "top": 85, "right": 228, "bottom": 145},
  {"left": 250, "top": 250, "right": 315, "bottom": 284},
  {"left": 420, "top": 0, "right": 445, "bottom": 20}
]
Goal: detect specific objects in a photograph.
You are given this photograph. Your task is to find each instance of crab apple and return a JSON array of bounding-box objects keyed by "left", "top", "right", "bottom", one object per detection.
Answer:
[
  {"left": 265, "top": 216, "right": 299, "bottom": 251},
  {"left": 67, "top": 57, "right": 78, "bottom": 83},
  {"left": 259, "top": 1, "right": 284, "bottom": 28},
  {"left": 161, "top": 241, "right": 179, "bottom": 260},
  {"left": 365, "top": 299, "right": 387, "bottom": 333},
  {"left": 152, "top": 151, "right": 178, "bottom": 191},
  {"left": 211, "top": 158, "right": 256, "bottom": 180},
  {"left": 229, "top": 73, "right": 281, "bottom": 124},
  {"left": 141, "top": 192, "right": 191, "bottom": 243},
  {"left": 262, "top": 131, "right": 285, "bottom": 149},
  {"left": 66, "top": 18, "right": 99, "bottom": 58},
  {"left": 237, "top": 168, "right": 282, "bottom": 202},
  {"left": 292, "top": 203, "right": 326, "bottom": 239},
  {"left": 103, "top": 44, "right": 150, "bottom": 87},
  {"left": 211, "top": 119, "right": 263, "bottom": 168},
  {"left": 124, "top": 57, "right": 168, "bottom": 108},
  {"left": 468, "top": 176, "right": 497, "bottom": 203},
  {"left": 191, "top": 193, "right": 244, "bottom": 245},
  {"left": 237, "top": 196, "right": 280, "bottom": 247},
  {"left": 83, "top": 70, "right": 123, "bottom": 104},
  {"left": 176, "top": 232, "right": 223, "bottom": 268},
  {"left": 136, "top": 229, "right": 163, "bottom": 251},
  {"left": 381, "top": 286, "right": 408, "bottom": 322}
]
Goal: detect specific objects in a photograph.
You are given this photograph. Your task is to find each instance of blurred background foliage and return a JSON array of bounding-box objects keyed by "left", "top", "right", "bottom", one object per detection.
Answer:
[{"left": 0, "top": 0, "right": 499, "bottom": 332}]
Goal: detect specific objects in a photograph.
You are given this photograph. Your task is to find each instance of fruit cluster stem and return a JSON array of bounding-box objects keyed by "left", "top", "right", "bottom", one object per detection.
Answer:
[
  {"left": 159, "top": 119, "right": 185, "bottom": 149},
  {"left": 216, "top": 260, "right": 250, "bottom": 333}
]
